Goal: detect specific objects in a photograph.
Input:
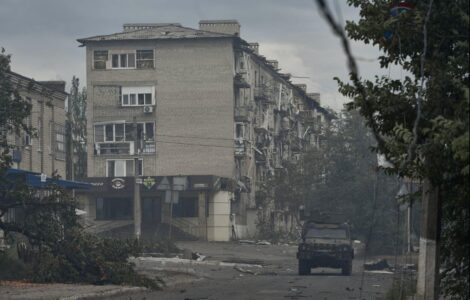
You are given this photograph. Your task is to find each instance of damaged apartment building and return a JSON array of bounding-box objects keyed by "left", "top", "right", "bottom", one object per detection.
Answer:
[{"left": 76, "top": 20, "right": 333, "bottom": 241}]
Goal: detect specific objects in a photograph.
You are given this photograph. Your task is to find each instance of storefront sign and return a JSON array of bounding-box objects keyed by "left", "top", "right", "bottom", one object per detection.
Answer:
[
  {"left": 143, "top": 177, "right": 156, "bottom": 189},
  {"left": 111, "top": 178, "right": 125, "bottom": 189}
]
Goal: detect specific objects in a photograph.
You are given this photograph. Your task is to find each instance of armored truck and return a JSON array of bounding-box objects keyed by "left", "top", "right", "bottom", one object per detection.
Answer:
[{"left": 297, "top": 220, "right": 353, "bottom": 275}]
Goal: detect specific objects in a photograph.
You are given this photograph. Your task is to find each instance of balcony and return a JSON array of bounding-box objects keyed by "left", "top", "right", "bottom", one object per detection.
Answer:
[{"left": 234, "top": 106, "right": 252, "bottom": 122}]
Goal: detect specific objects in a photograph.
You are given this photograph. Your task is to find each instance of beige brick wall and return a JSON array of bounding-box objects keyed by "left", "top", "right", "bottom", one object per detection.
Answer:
[
  {"left": 13, "top": 90, "right": 66, "bottom": 178},
  {"left": 86, "top": 38, "right": 235, "bottom": 178}
]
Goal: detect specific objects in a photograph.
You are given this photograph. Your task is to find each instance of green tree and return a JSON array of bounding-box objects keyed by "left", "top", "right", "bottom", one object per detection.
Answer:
[
  {"left": 0, "top": 50, "right": 158, "bottom": 289},
  {"left": 305, "top": 110, "right": 400, "bottom": 253},
  {"left": 66, "top": 76, "right": 87, "bottom": 180},
  {"left": 325, "top": 1, "right": 469, "bottom": 297},
  {"left": 258, "top": 110, "right": 400, "bottom": 252},
  {"left": 0, "top": 48, "right": 32, "bottom": 169}
]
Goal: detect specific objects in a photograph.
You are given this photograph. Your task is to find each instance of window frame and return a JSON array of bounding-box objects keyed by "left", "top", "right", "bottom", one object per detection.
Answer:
[
  {"left": 111, "top": 52, "right": 136, "bottom": 69},
  {"left": 121, "top": 86, "right": 155, "bottom": 107},
  {"left": 136, "top": 49, "right": 155, "bottom": 69},
  {"left": 93, "top": 50, "right": 108, "bottom": 70},
  {"left": 106, "top": 159, "right": 143, "bottom": 177},
  {"left": 94, "top": 122, "right": 155, "bottom": 155},
  {"left": 53, "top": 123, "right": 66, "bottom": 160}
]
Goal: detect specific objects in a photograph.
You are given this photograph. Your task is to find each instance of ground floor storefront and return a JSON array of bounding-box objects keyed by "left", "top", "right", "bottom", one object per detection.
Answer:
[{"left": 78, "top": 175, "right": 246, "bottom": 241}]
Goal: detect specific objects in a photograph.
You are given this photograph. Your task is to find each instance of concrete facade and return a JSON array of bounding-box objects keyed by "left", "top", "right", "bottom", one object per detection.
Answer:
[{"left": 77, "top": 20, "right": 332, "bottom": 241}]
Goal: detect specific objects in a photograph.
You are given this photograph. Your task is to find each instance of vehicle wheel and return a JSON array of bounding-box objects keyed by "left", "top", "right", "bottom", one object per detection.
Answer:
[
  {"left": 342, "top": 261, "right": 352, "bottom": 276},
  {"left": 298, "top": 260, "right": 310, "bottom": 275}
]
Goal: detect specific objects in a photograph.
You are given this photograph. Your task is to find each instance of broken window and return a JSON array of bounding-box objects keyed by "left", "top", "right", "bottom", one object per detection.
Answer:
[
  {"left": 136, "top": 50, "right": 154, "bottom": 69},
  {"left": 93, "top": 50, "right": 108, "bottom": 69}
]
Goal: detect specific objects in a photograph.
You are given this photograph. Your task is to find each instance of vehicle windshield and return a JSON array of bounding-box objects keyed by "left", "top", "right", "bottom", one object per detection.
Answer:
[{"left": 305, "top": 228, "right": 348, "bottom": 239}]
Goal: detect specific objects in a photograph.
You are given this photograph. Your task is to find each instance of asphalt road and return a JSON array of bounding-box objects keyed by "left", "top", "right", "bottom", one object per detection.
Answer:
[{"left": 112, "top": 241, "right": 394, "bottom": 300}]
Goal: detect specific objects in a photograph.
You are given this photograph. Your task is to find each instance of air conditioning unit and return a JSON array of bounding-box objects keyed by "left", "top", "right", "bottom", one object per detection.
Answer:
[{"left": 143, "top": 106, "right": 154, "bottom": 114}]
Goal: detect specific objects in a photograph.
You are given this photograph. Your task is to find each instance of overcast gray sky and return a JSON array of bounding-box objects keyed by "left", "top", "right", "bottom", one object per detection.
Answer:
[{"left": 0, "top": 0, "right": 395, "bottom": 111}]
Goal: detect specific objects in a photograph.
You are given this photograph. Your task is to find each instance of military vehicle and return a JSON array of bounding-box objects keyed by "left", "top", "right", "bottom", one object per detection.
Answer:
[{"left": 297, "top": 219, "right": 353, "bottom": 275}]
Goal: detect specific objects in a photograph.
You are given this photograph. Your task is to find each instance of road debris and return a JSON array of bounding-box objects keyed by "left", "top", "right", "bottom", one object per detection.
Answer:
[
  {"left": 364, "top": 259, "right": 390, "bottom": 271},
  {"left": 233, "top": 266, "right": 257, "bottom": 275},
  {"left": 238, "top": 239, "right": 256, "bottom": 244},
  {"left": 364, "top": 270, "right": 394, "bottom": 274}
]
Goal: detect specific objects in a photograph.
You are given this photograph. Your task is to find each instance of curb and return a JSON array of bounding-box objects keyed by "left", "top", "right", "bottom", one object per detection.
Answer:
[{"left": 60, "top": 286, "right": 147, "bottom": 300}]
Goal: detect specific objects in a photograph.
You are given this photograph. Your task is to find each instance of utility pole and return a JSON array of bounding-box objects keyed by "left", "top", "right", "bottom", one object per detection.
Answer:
[
  {"left": 133, "top": 117, "right": 141, "bottom": 240},
  {"left": 169, "top": 189, "right": 173, "bottom": 240},
  {"left": 416, "top": 178, "right": 440, "bottom": 300}
]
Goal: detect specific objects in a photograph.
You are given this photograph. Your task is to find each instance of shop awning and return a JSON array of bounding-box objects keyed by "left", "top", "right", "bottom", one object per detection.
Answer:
[{"left": 3, "top": 168, "right": 91, "bottom": 190}]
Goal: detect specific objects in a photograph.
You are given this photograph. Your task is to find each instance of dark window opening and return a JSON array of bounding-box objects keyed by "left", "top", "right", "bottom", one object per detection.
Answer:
[
  {"left": 96, "top": 197, "right": 132, "bottom": 220},
  {"left": 112, "top": 54, "right": 119, "bottom": 68},
  {"left": 172, "top": 196, "right": 198, "bottom": 218}
]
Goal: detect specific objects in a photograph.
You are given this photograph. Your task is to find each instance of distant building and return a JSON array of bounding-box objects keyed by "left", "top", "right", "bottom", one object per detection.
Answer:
[
  {"left": 77, "top": 20, "right": 333, "bottom": 241},
  {"left": 4, "top": 72, "right": 68, "bottom": 176},
  {"left": 0, "top": 71, "right": 90, "bottom": 248}
]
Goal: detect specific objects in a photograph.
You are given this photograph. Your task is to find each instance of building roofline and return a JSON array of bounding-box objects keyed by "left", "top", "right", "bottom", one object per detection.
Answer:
[
  {"left": 234, "top": 39, "right": 335, "bottom": 119},
  {"left": 77, "top": 24, "right": 235, "bottom": 45},
  {"left": 199, "top": 19, "right": 240, "bottom": 24},
  {"left": 6, "top": 71, "right": 68, "bottom": 98},
  {"left": 123, "top": 22, "right": 182, "bottom": 28}
]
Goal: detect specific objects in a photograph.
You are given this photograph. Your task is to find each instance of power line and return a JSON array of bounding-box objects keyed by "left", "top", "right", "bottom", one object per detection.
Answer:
[
  {"left": 155, "top": 133, "right": 234, "bottom": 141},
  {"left": 154, "top": 139, "right": 234, "bottom": 149}
]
